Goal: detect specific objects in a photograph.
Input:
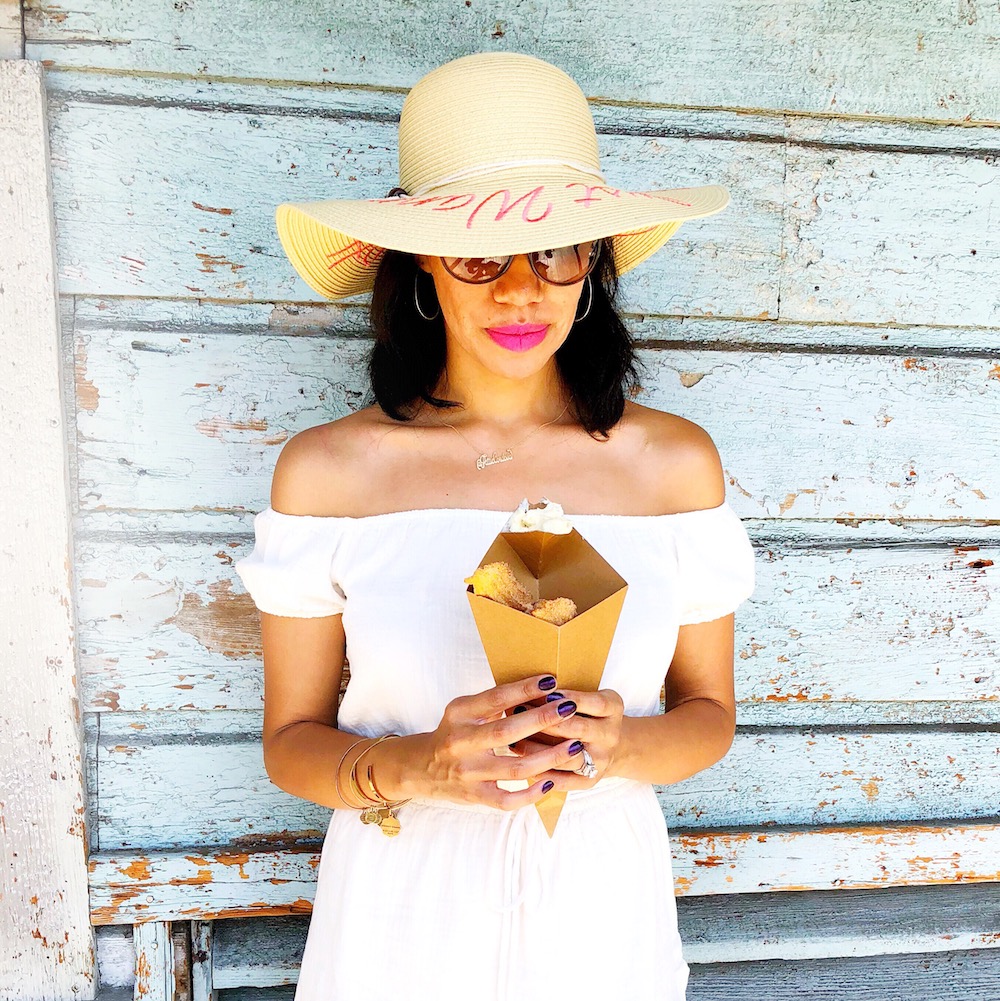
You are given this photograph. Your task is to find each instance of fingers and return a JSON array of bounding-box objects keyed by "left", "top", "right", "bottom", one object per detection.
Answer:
[
  {"left": 498, "top": 735, "right": 585, "bottom": 783},
  {"left": 479, "top": 774, "right": 564, "bottom": 812},
  {"left": 447, "top": 674, "right": 560, "bottom": 725},
  {"left": 496, "top": 695, "right": 580, "bottom": 749}
]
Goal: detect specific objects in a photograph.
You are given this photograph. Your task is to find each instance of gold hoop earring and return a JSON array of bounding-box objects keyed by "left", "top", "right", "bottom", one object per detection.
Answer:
[
  {"left": 573, "top": 275, "right": 593, "bottom": 323},
  {"left": 414, "top": 272, "right": 440, "bottom": 321}
]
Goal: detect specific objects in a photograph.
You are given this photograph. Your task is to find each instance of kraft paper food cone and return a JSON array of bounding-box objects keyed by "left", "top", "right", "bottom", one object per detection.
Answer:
[{"left": 466, "top": 528, "right": 627, "bottom": 837}]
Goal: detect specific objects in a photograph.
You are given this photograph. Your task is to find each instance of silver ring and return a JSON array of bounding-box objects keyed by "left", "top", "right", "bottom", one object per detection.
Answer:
[{"left": 574, "top": 746, "right": 598, "bottom": 779}]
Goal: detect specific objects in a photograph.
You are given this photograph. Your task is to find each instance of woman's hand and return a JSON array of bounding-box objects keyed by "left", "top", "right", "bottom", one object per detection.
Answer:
[
  {"left": 508, "top": 687, "right": 626, "bottom": 788},
  {"left": 373, "top": 674, "right": 585, "bottom": 809}
]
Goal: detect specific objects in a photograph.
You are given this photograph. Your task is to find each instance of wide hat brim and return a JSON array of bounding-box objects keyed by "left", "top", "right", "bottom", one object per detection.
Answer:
[{"left": 275, "top": 167, "right": 729, "bottom": 301}]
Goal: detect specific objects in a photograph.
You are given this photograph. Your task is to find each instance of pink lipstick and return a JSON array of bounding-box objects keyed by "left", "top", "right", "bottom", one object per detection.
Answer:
[{"left": 485, "top": 323, "right": 548, "bottom": 352}]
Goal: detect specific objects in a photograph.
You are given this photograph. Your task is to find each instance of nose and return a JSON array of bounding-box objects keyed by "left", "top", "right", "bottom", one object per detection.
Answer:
[{"left": 492, "top": 254, "right": 543, "bottom": 306}]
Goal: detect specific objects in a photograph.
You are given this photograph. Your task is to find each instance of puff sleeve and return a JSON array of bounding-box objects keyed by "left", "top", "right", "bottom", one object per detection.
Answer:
[
  {"left": 234, "top": 508, "right": 347, "bottom": 618},
  {"left": 673, "top": 502, "right": 756, "bottom": 626}
]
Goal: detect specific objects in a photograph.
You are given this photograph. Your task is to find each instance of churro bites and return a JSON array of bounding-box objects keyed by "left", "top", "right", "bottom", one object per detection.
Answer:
[
  {"left": 463, "top": 562, "right": 534, "bottom": 612},
  {"left": 464, "top": 561, "right": 579, "bottom": 623},
  {"left": 529, "top": 597, "right": 578, "bottom": 625}
]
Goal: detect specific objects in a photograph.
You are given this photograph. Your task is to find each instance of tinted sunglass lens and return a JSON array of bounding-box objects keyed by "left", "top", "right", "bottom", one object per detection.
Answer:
[
  {"left": 442, "top": 255, "right": 510, "bottom": 283},
  {"left": 533, "top": 242, "right": 599, "bottom": 284}
]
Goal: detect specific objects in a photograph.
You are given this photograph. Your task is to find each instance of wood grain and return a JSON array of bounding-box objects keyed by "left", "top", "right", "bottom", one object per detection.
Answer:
[
  {"left": 24, "top": 0, "right": 1000, "bottom": 122},
  {"left": 87, "top": 710, "right": 1000, "bottom": 848},
  {"left": 71, "top": 324, "right": 1000, "bottom": 518},
  {"left": 0, "top": 58, "right": 95, "bottom": 994},
  {"left": 41, "top": 72, "right": 1000, "bottom": 324},
  {"left": 85, "top": 820, "right": 1000, "bottom": 925}
]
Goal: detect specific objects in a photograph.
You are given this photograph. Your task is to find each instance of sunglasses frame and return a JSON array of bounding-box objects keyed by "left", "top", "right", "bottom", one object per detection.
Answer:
[{"left": 440, "top": 240, "right": 602, "bottom": 287}]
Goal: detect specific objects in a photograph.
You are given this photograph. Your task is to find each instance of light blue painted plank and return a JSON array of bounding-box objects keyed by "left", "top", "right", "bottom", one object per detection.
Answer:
[
  {"left": 73, "top": 327, "right": 1000, "bottom": 518},
  {"left": 45, "top": 91, "right": 778, "bottom": 316},
  {"left": 90, "top": 710, "right": 1000, "bottom": 848},
  {"left": 25, "top": 0, "right": 1000, "bottom": 123},
  {"left": 73, "top": 528, "right": 999, "bottom": 714}
]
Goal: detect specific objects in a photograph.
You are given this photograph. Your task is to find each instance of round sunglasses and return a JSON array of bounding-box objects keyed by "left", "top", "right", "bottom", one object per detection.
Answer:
[{"left": 441, "top": 240, "right": 601, "bottom": 286}]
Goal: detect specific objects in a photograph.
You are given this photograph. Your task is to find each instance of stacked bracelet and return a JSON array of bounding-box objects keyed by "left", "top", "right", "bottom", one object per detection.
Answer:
[{"left": 340, "top": 734, "right": 411, "bottom": 838}]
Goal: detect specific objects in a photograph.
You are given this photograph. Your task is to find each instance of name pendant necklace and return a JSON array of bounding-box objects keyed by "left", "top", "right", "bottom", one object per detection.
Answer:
[{"left": 439, "top": 404, "right": 571, "bottom": 471}]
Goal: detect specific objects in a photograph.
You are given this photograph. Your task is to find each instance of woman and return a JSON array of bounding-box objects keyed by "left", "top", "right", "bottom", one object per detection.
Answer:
[{"left": 236, "top": 52, "right": 755, "bottom": 1001}]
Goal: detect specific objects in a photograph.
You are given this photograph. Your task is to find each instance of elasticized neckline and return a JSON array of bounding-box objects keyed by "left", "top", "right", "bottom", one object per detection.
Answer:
[{"left": 254, "top": 500, "right": 732, "bottom": 524}]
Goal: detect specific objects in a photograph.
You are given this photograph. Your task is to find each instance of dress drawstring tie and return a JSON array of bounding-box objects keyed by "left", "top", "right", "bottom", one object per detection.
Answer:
[{"left": 493, "top": 805, "right": 552, "bottom": 1001}]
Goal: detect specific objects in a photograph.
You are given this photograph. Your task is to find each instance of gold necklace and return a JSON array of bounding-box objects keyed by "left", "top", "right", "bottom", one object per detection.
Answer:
[{"left": 439, "top": 404, "right": 571, "bottom": 471}]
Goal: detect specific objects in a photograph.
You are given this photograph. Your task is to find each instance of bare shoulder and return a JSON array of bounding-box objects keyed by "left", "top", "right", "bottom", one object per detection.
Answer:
[
  {"left": 622, "top": 402, "right": 726, "bottom": 513},
  {"left": 269, "top": 406, "right": 395, "bottom": 516}
]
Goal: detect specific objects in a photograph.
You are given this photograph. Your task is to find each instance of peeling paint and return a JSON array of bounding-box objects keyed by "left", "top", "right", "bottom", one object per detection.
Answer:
[
  {"left": 170, "top": 579, "right": 261, "bottom": 659},
  {"left": 195, "top": 415, "right": 289, "bottom": 446},
  {"left": 75, "top": 339, "right": 100, "bottom": 413}
]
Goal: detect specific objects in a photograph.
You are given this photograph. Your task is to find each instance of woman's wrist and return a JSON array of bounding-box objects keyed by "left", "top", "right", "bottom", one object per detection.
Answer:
[{"left": 361, "top": 732, "right": 429, "bottom": 802}]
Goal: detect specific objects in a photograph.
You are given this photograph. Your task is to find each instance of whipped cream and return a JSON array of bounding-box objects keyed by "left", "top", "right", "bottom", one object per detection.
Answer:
[{"left": 503, "top": 497, "right": 573, "bottom": 535}]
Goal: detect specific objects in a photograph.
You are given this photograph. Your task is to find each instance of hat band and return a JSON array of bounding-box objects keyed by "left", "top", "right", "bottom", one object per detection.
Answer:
[{"left": 410, "top": 159, "right": 606, "bottom": 197}]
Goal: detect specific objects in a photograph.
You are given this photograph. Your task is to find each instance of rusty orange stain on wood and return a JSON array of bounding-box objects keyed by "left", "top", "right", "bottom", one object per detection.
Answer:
[
  {"left": 75, "top": 340, "right": 100, "bottom": 413},
  {"left": 136, "top": 951, "right": 151, "bottom": 994},
  {"left": 778, "top": 492, "right": 800, "bottom": 513},
  {"left": 860, "top": 776, "right": 883, "bottom": 800},
  {"left": 169, "top": 579, "right": 261, "bottom": 660},
  {"left": 987, "top": 363, "right": 1000, "bottom": 380},
  {"left": 192, "top": 202, "right": 234, "bottom": 215},
  {"left": 170, "top": 868, "right": 213, "bottom": 886},
  {"left": 94, "top": 689, "right": 121, "bottom": 711},
  {"left": 119, "top": 859, "right": 151, "bottom": 881},
  {"left": 902, "top": 358, "right": 928, "bottom": 371},
  {"left": 693, "top": 855, "right": 724, "bottom": 867},
  {"left": 196, "top": 252, "right": 246, "bottom": 274},
  {"left": 195, "top": 415, "right": 289, "bottom": 446}
]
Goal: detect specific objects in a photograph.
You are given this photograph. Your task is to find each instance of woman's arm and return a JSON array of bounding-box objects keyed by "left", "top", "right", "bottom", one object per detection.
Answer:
[
  {"left": 609, "top": 612, "right": 737, "bottom": 785},
  {"left": 260, "top": 607, "right": 586, "bottom": 810}
]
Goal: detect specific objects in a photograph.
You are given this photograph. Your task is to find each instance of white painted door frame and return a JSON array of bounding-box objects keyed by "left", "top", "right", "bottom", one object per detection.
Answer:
[{"left": 0, "top": 41, "right": 97, "bottom": 1001}]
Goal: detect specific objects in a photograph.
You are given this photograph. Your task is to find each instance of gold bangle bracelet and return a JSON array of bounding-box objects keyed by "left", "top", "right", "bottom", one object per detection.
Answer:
[
  {"left": 346, "top": 738, "right": 382, "bottom": 805},
  {"left": 349, "top": 733, "right": 411, "bottom": 838},
  {"left": 336, "top": 737, "right": 373, "bottom": 810},
  {"left": 358, "top": 734, "right": 406, "bottom": 805}
]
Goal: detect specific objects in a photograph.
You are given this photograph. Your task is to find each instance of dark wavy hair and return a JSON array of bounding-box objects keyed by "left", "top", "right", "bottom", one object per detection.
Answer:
[{"left": 365, "top": 240, "right": 642, "bottom": 439}]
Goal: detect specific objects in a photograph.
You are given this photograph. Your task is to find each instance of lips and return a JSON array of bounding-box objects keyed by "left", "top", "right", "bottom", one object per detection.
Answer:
[{"left": 485, "top": 323, "right": 548, "bottom": 353}]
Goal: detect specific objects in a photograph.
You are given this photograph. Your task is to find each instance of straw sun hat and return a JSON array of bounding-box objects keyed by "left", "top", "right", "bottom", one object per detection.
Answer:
[{"left": 275, "top": 52, "right": 729, "bottom": 301}]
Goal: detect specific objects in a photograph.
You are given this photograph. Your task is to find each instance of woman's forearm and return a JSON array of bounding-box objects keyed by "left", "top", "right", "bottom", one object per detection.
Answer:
[
  {"left": 264, "top": 721, "right": 393, "bottom": 810},
  {"left": 608, "top": 699, "right": 736, "bottom": 786}
]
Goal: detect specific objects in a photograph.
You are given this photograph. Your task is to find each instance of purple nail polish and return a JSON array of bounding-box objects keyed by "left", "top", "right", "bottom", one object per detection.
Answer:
[
  {"left": 557, "top": 700, "right": 577, "bottom": 718},
  {"left": 542, "top": 780, "right": 554, "bottom": 793},
  {"left": 512, "top": 705, "right": 528, "bottom": 715},
  {"left": 545, "top": 692, "right": 565, "bottom": 703},
  {"left": 538, "top": 676, "right": 557, "bottom": 691},
  {"left": 568, "top": 740, "right": 584, "bottom": 755}
]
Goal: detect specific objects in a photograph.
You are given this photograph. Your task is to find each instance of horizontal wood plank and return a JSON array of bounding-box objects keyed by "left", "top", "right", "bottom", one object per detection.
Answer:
[
  {"left": 687, "top": 947, "right": 1000, "bottom": 1000},
  {"left": 43, "top": 77, "right": 1000, "bottom": 325},
  {"left": 74, "top": 531, "right": 999, "bottom": 717},
  {"left": 72, "top": 326, "right": 1000, "bottom": 517},
  {"left": 26, "top": 2, "right": 1000, "bottom": 123},
  {"left": 86, "top": 821, "right": 1000, "bottom": 924},
  {"left": 185, "top": 881, "right": 1000, "bottom": 985},
  {"left": 89, "top": 710, "right": 1000, "bottom": 847}
]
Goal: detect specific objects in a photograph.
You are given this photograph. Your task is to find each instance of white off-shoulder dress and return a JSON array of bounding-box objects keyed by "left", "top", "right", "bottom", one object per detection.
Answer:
[{"left": 235, "top": 502, "right": 756, "bottom": 1001}]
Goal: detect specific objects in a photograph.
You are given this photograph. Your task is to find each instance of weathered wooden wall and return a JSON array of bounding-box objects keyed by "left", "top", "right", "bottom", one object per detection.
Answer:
[
  {"left": 0, "top": 57, "right": 95, "bottom": 998},
  {"left": 20, "top": 0, "right": 1000, "bottom": 996}
]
